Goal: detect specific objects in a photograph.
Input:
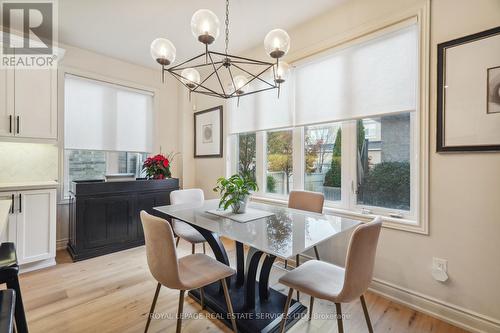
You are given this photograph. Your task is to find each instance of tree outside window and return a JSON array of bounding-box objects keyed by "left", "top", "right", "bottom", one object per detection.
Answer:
[
  {"left": 237, "top": 133, "right": 256, "bottom": 182},
  {"left": 266, "top": 130, "right": 293, "bottom": 195},
  {"left": 305, "top": 123, "right": 341, "bottom": 201}
]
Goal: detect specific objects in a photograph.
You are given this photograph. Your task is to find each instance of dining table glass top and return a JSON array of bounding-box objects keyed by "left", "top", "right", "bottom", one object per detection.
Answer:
[{"left": 154, "top": 199, "right": 361, "bottom": 259}]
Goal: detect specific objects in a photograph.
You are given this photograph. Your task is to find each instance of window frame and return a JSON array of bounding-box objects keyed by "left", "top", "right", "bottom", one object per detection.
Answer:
[
  {"left": 228, "top": 7, "right": 430, "bottom": 234},
  {"left": 351, "top": 113, "right": 418, "bottom": 222},
  {"left": 231, "top": 112, "right": 418, "bottom": 223}
]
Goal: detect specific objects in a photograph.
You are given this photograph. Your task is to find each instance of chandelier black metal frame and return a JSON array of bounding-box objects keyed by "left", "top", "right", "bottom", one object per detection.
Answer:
[
  {"left": 167, "top": 51, "right": 278, "bottom": 99},
  {"left": 151, "top": 0, "right": 290, "bottom": 101}
]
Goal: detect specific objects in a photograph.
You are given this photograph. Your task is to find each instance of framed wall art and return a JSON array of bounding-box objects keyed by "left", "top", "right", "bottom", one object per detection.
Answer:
[
  {"left": 194, "top": 106, "right": 223, "bottom": 158},
  {"left": 437, "top": 26, "right": 500, "bottom": 152}
]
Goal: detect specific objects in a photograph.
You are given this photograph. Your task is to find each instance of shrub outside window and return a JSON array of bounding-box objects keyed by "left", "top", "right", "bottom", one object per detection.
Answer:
[{"left": 356, "top": 113, "right": 411, "bottom": 211}]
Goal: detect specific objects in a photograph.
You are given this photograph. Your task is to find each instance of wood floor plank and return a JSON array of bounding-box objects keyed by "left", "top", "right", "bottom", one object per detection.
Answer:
[{"left": 14, "top": 241, "right": 469, "bottom": 333}]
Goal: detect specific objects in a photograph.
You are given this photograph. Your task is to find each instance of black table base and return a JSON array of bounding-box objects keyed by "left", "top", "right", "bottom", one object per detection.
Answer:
[
  {"left": 189, "top": 275, "right": 307, "bottom": 333},
  {"left": 153, "top": 210, "right": 308, "bottom": 333}
]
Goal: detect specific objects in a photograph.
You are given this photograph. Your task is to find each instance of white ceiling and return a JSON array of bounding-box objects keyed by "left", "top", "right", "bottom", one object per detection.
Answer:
[{"left": 58, "top": 0, "right": 347, "bottom": 69}]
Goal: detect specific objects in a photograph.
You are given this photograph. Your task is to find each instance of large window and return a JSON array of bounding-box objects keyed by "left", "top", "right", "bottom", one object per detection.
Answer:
[
  {"left": 304, "top": 123, "right": 341, "bottom": 201},
  {"left": 231, "top": 115, "right": 416, "bottom": 220},
  {"left": 63, "top": 74, "right": 154, "bottom": 198},
  {"left": 228, "top": 21, "right": 422, "bottom": 226},
  {"left": 266, "top": 130, "right": 293, "bottom": 195}
]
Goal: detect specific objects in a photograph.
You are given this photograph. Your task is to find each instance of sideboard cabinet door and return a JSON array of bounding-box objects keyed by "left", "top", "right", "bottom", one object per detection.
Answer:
[{"left": 79, "top": 195, "right": 136, "bottom": 250}]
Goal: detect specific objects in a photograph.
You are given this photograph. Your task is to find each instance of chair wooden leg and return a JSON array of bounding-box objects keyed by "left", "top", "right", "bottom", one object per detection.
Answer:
[
  {"left": 284, "top": 259, "right": 288, "bottom": 269},
  {"left": 335, "top": 303, "right": 344, "bottom": 333},
  {"left": 203, "top": 242, "right": 206, "bottom": 254},
  {"left": 313, "top": 246, "right": 321, "bottom": 260},
  {"left": 200, "top": 287, "right": 205, "bottom": 309},
  {"left": 191, "top": 243, "right": 195, "bottom": 254},
  {"left": 360, "top": 294, "right": 373, "bottom": 333},
  {"left": 308, "top": 296, "right": 314, "bottom": 321},
  {"left": 144, "top": 283, "right": 161, "bottom": 333},
  {"left": 295, "top": 255, "right": 300, "bottom": 301},
  {"left": 176, "top": 237, "right": 180, "bottom": 247},
  {"left": 221, "top": 279, "right": 238, "bottom": 332},
  {"left": 279, "top": 288, "right": 294, "bottom": 333},
  {"left": 176, "top": 290, "right": 185, "bottom": 333}
]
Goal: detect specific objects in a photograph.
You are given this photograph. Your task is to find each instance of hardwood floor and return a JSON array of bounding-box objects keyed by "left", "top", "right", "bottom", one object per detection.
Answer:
[{"left": 17, "top": 241, "right": 469, "bottom": 333}]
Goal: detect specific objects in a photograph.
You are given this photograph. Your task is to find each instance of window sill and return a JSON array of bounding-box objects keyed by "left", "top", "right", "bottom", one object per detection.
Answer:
[{"left": 250, "top": 195, "right": 428, "bottom": 235}]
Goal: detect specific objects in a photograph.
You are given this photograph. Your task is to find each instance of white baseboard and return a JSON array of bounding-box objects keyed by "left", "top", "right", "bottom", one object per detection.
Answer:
[
  {"left": 369, "top": 278, "right": 500, "bottom": 333},
  {"left": 19, "top": 258, "right": 56, "bottom": 274},
  {"left": 56, "top": 238, "right": 68, "bottom": 250}
]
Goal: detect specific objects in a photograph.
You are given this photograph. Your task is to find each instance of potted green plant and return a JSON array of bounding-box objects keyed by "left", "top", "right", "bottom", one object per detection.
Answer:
[{"left": 213, "top": 174, "right": 258, "bottom": 214}]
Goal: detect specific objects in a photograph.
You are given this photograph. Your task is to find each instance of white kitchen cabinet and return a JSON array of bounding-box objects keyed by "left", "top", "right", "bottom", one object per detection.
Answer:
[
  {"left": 0, "top": 192, "right": 16, "bottom": 243},
  {"left": 0, "top": 68, "right": 14, "bottom": 137},
  {"left": 0, "top": 34, "right": 61, "bottom": 140},
  {"left": 16, "top": 189, "right": 56, "bottom": 264},
  {"left": 0, "top": 189, "right": 56, "bottom": 267},
  {"left": 14, "top": 69, "right": 57, "bottom": 139}
]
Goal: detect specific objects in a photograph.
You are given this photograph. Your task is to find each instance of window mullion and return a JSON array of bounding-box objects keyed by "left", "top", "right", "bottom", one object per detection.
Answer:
[
  {"left": 227, "top": 135, "right": 238, "bottom": 177},
  {"left": 341, "top": 120, "right": 357, "bottom": 211},
  {"left": 256, "top": 131, "right": 265, "bottom": 196},
  {"left": 292, "top": 127, "right": 304, "bottom": 191}
]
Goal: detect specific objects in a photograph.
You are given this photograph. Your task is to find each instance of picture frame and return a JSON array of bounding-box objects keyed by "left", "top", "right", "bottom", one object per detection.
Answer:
[
  {"left": 194, "top": 105, "right": 223, "bottom": 158},
  {"left": 437, "top": 26, "right": 500, "bottom": 152}
]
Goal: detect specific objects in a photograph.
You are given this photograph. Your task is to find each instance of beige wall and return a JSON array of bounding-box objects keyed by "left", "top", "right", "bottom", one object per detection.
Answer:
[
  {"left": 57, "top": 44, "right": 180, "bottom": 243},
  {"left": 177, "top": 90, "right": 227, "bottom": 199},
  {"left": 186, "top": 0, "right": 500, "bottom": 330}
]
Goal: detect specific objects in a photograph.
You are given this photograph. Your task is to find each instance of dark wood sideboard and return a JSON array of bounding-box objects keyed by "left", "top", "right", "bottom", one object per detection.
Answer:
[{"left": 68, "top": 178, "right": 179, "bottom": 261}]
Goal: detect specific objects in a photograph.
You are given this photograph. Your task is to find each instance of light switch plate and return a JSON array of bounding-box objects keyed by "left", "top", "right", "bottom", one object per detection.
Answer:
[
  {"left": 433, "top": 257, "right": 448, "bottom": 272},
  {"left": 432, "top": 257, "right": 448, "bottom": 282}
]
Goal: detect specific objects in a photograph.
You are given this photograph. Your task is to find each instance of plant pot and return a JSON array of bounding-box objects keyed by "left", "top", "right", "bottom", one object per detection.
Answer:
[{"left": 231, "top": 196, "right": 249, "bottom": 214}]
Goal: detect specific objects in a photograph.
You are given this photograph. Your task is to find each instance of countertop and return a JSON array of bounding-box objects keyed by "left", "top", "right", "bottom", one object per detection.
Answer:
[{"left": 0, "top": 180, "right": 59, "bottom": 192}]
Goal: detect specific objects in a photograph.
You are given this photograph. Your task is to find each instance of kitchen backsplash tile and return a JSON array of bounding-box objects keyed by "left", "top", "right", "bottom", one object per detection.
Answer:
[{"left": 0, "top": 142, "right": 58, "bottom": 183}]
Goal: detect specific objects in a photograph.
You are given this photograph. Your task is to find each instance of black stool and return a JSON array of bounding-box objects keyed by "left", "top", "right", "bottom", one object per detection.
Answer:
[
  {"left": 0, "top": 243, "right": 28, "bottom": 333},
  {"left": 0, "top": 289, "right": 15, "bottom": 333}
]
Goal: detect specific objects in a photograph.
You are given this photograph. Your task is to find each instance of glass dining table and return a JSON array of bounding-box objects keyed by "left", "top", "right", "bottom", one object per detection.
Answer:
[{"left": 154, "top": 199, "right": 361, "bottom": 333}]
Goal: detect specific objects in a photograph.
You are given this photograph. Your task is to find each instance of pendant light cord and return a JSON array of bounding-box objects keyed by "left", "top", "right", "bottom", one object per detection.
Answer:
[{"left": 225, "top": 0, "right": 230, "bottom": 55}]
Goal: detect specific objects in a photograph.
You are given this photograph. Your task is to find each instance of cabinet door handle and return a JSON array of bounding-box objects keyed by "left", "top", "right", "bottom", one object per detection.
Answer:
[
  {"left": 16, "top": 116, "right": 19, "bottom": 134},
  {"left": 9, "top": 115, "right": 12, "bottom": 133},
  {"left": 18, "top": 194, "right": 22, "bottom": 213},
  {"left": 11, "top": 194, "right": 14, "bottom": 214}
]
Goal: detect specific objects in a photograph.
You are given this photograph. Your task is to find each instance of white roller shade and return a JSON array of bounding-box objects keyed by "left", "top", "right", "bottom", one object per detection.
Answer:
[
  {"left": 228, "top": 74, "right": 294, "bottom": 134},
  {"left": 64, "top": 74, "right": 154, "bottom": 152},
  {"left": 295, "top": 23, "right": 418, "bottom": 126}
]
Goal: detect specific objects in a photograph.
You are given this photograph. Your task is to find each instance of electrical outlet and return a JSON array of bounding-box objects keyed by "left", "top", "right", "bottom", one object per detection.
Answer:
[{"left": 433, "top": 257, "right": 447, "bottom": 273}]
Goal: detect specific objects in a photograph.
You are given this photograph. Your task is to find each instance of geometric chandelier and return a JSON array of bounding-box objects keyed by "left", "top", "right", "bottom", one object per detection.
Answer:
[{"left": 150, "top": 0, "right": 291, "bottom": 102}]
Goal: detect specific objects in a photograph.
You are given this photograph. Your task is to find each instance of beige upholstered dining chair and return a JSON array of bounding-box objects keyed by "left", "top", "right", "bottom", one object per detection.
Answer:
[
  {"left": 286, "top": 190, "right": 325, "bottom": 266},
  {"left": 278, "top": 217, "right": 383, "bottom": 333},
  {"left": 170, "top": 188, "right": 207, "bottom": 254},
  {"left": 140, "top": 211, "right": 237, "bottom": 333},
  {"left": 286, "top": 190, "right": 325, "bottom": 300}
]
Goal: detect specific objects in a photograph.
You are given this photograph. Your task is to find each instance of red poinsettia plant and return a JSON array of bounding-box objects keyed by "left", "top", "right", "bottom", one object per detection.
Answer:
[{"left": 142, "top": 153, "right": 177, "bottom": 180}]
